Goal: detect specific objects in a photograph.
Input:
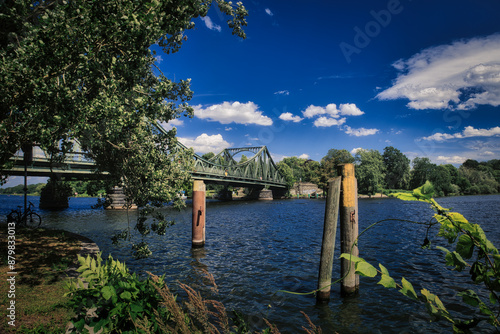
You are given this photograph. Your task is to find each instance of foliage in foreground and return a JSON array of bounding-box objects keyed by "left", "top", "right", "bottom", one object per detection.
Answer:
[
  {"left": 342, "top": 181, "right": 500, "bottom": 333},
  {"left": 66, "top": 253, "right": 322, "bottom": 333}
]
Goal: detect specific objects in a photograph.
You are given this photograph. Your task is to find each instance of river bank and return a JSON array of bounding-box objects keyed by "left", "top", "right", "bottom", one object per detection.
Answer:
[{"left": 0, "top": 225, "right": 99, "bottom": 333}]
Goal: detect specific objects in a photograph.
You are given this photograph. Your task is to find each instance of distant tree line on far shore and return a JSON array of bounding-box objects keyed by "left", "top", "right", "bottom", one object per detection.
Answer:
[
  {"left": 0, "top": 180, "right": 106, "bottom": 197},
  {"left": 2, "top": 147, "right": 499, "bottom": 199},
  {"left": 276, "top": 146, "right": 500, "bottom": 197}
]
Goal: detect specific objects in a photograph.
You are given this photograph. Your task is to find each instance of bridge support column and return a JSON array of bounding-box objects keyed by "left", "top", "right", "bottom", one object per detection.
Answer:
[
  {"left": 258, "top": 188, "right": 273, "bottom": 200},
  {"left": 192, "top": 180, "right": 206, "bottom": 248},
  {"left": 218, "top": 188, "right": 233, "bottom": 201},
  {"left": 105, "top": 187, "right": 137, "bottom": 210},
  {"left": 40, "top": 178, "right": 70, "bottom": 210}
]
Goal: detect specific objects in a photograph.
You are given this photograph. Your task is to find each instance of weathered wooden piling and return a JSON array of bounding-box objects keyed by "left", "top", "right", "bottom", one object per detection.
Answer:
[
  {"left": 192, "top": 180, "right": 206, "bottom": 248},
  {"left": 316, "top": 176, "right": 341, "bottom": 304},
  {"left": 337, "top": 163, "right": 359, "bottom": 296}
]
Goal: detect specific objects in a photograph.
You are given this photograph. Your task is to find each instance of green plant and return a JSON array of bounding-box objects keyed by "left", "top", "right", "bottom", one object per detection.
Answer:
[
  {"left": 67, "top": 254, "right": 321, "bottom": 333},
  {"left": 65, "top": 253, "right": 170, "bottom": 333},
  {"left": 342, "top": 181, "right": 500, "bottom": 333}
]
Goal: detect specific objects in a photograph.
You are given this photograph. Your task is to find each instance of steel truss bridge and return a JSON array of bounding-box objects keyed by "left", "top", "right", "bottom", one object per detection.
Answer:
[{"left": 3, "top": 141, "right": 287, "bottom": 190}]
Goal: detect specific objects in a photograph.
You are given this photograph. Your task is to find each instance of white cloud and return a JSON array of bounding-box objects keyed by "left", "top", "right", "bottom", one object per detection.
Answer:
[
  {"left": 155, "top": 55, "right": 163, "bottom": 64},
  {"left": 200, "top": 16, "right": 221, "bottom": 32},
  {"left": 159, "top": 119, "right": 184, "bottom": 131},
  {"left": 274, "top": 90, "right": 289, "bottom": 95},
  {"left": 436, "top": 155, "right": 467, "bottom": 164},
  {"left": 303, "top": 104, "right": 334, "bottom": 118},
  {"left": 194, "top": 101, "right": 273, "bottom": 126},
  {"left": 313, "top": 116, "right": 346, "bottom": 128},
  {"left": 265, "top": 8, "right": 273, "bottom": 16},
  {"left": 298, "top": 153, "right": 309, "bottom": 159},
  {"left": 344, "top": 126, "right": 379, "bottom": 137},
  {"left": 377, "top": 33, "right": 500, "bottom": 110},
  {"left": 422, "top": 126, "right": 500, "bottom": 141},
  {"left": 271, "top": 153, "right": 287, "bottom": 162},
  {"left": 339, "top": 103, "right": 364, "bottom": 116},
  {"left": 279, "top": 112, "right": 303, "bottom": 123},
  {"left": 351, "top": 147, "right": 364, "bottom": 155},
  {"left": 302, "top": 103, "right": 364, "bottom": 118},
  {"left": 178, "top": 133, "right": 231, "bottom": 154},
  {"left": 224, "top": 127, "right": 232, "bottom": 131}
]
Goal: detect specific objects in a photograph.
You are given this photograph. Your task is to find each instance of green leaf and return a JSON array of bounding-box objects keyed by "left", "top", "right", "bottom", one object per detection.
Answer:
[
  {"left": 459, "top": 290, "right": 480, "bottom": 307},
  {"left": 120, "top": 291, "right": 132, "bottom": 301},
  {"left": 378, "top": 274, "right": 396, "bottom": 289},
  {"left": 399, "top": 277, "right": 418, "bottom": 301},
  {"left": 355, "top": 261, "right": 377, "bottom": 277},
  {"left": 379, "top": 263, "right": 390, "bottom": 276},
  {"left": 340, "top": 253, "right": 366, "bottom": 263},
  {"left": 101, "top": 286, "right": 116, "bottom": 301},
  {"left": 130, "top": 303, "right": 144, "bottom": 313},
  {"left": 447, "top": 251, "right": 468, "bottom": 271},
  {"left": 489, "top": 292, "right": 497, "bottom": 305},
  {"left": 456, "top": 234, "right": 474, "bottom": 259},
  {"left": 436, "top": 246, "right": 450, "bottom": 254}
]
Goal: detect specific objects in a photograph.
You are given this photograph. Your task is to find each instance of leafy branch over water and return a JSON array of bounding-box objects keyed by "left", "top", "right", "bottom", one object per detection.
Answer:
[{"left": 344, "top": 181, "right": 500, "bottom": 333}]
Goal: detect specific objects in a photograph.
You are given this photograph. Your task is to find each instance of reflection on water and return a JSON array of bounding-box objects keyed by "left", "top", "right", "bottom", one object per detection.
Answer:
[{"left": 1, "top": 194, "right": 500, "bottom": 333}]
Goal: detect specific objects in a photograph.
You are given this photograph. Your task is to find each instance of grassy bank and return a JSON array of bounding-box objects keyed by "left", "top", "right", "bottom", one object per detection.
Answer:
[{"left": 0, "top": 227, "right": 85, "bottom": 333}]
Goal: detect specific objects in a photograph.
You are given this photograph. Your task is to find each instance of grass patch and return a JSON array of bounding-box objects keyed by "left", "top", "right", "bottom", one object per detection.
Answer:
[{"left": 0, "top": 225, "right": 84, "bottom": 333}]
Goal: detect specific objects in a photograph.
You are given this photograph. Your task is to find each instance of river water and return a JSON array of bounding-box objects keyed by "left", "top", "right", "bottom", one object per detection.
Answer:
[{"left": 1, "top": 194, "right": 500, "bottom": 333}]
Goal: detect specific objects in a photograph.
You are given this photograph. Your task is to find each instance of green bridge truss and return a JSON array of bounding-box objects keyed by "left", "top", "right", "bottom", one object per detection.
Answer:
[
  {"left": 181, "top": 142, "right": 286, "bottom": 188},
  {"left": 3, "top": 140, "right": 287, "bottom": 189}
]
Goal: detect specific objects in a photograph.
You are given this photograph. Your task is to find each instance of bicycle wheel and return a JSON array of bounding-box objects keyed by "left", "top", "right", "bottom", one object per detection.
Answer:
[
  {"left": 26, "top": 212, "right": 42, "bottom": 228},
  {"left": 6, "top": 211, "right": 19, "bottom": 225}
]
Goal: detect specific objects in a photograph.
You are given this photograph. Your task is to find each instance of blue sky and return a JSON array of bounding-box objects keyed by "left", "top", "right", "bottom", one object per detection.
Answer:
[
  {"left": 160, "top": 0, "right": 500, "bottom": 165},
  {"left": 4, "top": 0, "right": 500, "bottom": 188}
]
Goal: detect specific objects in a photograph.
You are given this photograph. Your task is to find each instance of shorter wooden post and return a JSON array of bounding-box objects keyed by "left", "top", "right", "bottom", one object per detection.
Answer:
[
  {"left": 316, "top": 176, "right": 341, "bottom": 304},
  {"left": 337, "top": 163, "right": 359, "bottom": 296},
  {"left": 192, "top": 180, "right": 206, "bottom": 248}
]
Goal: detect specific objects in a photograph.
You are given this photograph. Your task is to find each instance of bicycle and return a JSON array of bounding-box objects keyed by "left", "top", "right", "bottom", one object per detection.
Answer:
[{"left": 7, "top": 201, "right": 42, "bottom": 228}]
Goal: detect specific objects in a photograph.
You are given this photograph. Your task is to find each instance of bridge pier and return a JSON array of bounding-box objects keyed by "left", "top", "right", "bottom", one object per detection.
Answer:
[
  {"left": 219, "top": 189, "right": 233, "bottom": 201},
  {"left": 257, "top": 188, "right": 273, "bottom": 200},
  {"left": 39, "top": 178, "right": 71, "bottom": 210},
  {"left": 192, "top": 180, "right": 206, "bottom": 248},
  {"left": 105, "top": 187, "right": 137, "bottom": 210}
]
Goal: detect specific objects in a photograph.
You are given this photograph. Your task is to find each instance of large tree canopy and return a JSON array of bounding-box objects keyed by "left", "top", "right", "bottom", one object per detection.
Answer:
[
  {"left": 1, "top": 0, "right": 247, "bottom": 257},
  {"left": 0, "top": 0, "right": 247, "bottom": 198}
]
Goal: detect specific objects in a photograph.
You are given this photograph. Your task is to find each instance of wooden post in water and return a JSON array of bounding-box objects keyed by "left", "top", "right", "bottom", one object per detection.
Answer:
[
  {"left": 192, "top": 180, "right": 206, "bottom": 248},
  {"left": 316, "top": 176, "right": 341, "bottom": 304},
  {"left": 337, "top": 163, "right": 359, "bottom": 296}
]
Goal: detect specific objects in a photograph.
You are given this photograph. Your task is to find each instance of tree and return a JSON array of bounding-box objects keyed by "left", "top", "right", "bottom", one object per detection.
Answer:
[
  {"left": 410, "top": 157, "right": 436, "bottom": 189},
  {"left": 319, "top": 149, "right": 354, "bottom": 191},
  {"left": 355, "top": 149, "right": 386, "bottom": 195},
  {"left": 429, "top": 165, "right": 452, "bottom": 196},
  {"left": 0, "top": 0, "right": 247, "bottom": 257},
  {"left": 276, "top": 161, "right": 295, "bottom": 191},
  {"left": 201, "top": 152, "right": 215, "bottom": 161},
  {"left": 239, "top": 154, "right": 248, "bottom": 163},
  {"left": 383, "top": 146, "right": 410, "bottom": 190}
]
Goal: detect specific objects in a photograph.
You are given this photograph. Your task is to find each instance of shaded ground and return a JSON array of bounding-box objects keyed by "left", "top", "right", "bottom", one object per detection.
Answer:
[{"left": 0, "top": 224, "right": 95, "bottom": 333}]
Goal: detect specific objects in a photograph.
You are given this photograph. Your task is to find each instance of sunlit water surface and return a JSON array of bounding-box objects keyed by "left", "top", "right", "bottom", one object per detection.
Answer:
[{"left": 2, "top": 194, "right": 500, "bottom": 333}]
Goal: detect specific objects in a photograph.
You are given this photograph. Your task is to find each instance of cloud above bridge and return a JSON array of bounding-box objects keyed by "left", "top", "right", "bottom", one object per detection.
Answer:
[
  {"left": 193, "top": 101, "right": 273, "bottom": 126},
  {"left": 376, "top": 33, "right": 500, "bottom": 110},
  {"left": 178, "top": 133, "right": 232, "bottom": 154}
]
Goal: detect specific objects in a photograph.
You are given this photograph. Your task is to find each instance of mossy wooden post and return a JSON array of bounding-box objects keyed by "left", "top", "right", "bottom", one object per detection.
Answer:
[
  {"left": 337, "top": 163, "right": 360, "bottom": 296},
  {"left": 192, "top": 180, "right": 206, "bottom": 248},
  {"left": 316, "top": 176, "right": 341, "bottom": 304}
]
